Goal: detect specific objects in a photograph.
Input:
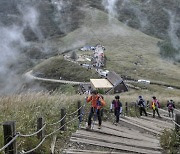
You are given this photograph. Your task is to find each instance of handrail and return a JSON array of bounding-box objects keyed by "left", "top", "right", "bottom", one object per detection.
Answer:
[
  {"left": 0, "top": 133, "right": 19, "bottom": 152},
  {"left": 0, "top": 103, "right": 85, "bottom": 153},
  {"left": 19, "top": 124, "right": 47, "bottom": 137},
  {"left": 20, "top": 114, "right": 83, "bottom": 154},
  {"left": 47, "top": 114, "right": 67, "bottom": 126},
  {"left": 66, "top": 105, "right": 83, "bottom": 116}
]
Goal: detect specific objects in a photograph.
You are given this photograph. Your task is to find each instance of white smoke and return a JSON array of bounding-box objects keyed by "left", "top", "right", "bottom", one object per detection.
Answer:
[
  {"left": 120, "top": 0, "right": 149, "bottom": 30},
  {"left": 0, "top": 25, "right": 28, "bottom": 95},
  {"left": 102, "top": 0, "right": 118, "bottom": 20},
  {"left": 51, "top": 0, "right": 72, "bottom": 33},
  {"left": 165, "top": 9, "right": 180, "bottom": 50},
  {"left": 0, "top": 4, "right": 43, "bottom": 95},
  {"left": 18, "top": 6, "right": 44, "bottom": 41}
]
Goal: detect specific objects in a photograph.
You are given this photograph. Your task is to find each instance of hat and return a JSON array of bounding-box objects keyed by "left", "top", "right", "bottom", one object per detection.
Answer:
[
  {"left": 139, "top": 96, "right": 142, "bottom": 98},
  {"left": 152, "top": 96, "right": 156, "bottom": 99}
]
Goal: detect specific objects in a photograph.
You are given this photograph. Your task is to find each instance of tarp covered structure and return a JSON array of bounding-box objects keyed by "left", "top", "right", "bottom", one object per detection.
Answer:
[{"left": 90, "top": 79, "right": 113, "bottom": 89}]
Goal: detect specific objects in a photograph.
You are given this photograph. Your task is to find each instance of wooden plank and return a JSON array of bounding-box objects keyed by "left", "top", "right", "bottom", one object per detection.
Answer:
[
  {"left": 101, "top": 122, "right": 158, "bottom": 141},
  {"left": 72, "top": 132, "right": 161, "bottom": 150},
  {"left": 50, "top": 134, "right": 57, "bottom": 154},
  {"left": 125, "top": 117, "right": 165, "bottom": 132},
  {"left": 70, "top": 137, "right": 161, "bottom": 154},
  {"left": 120, "top": 118, "right": 160, "bottom": 135},
  {"left": 78, "top": 128, "right": 159, "bottom": 144},
  {"left": 140, "top": 116, "right": 173, "bottom": 128},
  {"left": 127, "top": 117, "right": 169, "bottom": 130},
  {"left": 63, "top": 149, "right": 123, "bottom": 154}
]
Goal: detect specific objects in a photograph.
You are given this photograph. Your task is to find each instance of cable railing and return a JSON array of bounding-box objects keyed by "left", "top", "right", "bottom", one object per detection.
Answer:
[{"left": 0, "top": 101, "right": 85, "bottom": 154}]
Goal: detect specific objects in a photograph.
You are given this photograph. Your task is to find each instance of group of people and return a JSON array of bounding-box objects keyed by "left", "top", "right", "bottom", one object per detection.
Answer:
[{"left": 85, "top": 90, "right": 176, "bottom": 129}]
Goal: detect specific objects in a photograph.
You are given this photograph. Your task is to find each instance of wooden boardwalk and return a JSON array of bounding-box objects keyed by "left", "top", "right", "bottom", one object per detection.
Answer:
[{"left": 63, "top": 115, "right": 174, "bottom": 154}]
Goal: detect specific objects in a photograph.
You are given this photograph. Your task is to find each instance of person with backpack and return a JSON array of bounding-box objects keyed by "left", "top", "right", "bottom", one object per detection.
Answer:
[
  {"left": 167, "top": 100, "right": 175, "bottom": 118},
  {"left": 137, "top": 96, "right": 147, "bottom": 116},
  {"left": 110, "top": 95, "right": 122, "bottom": 125},
  {"left": 86, "top": 90, "right": 106, "bottom": 129},
  {"left": 151, "top": 96, "right": 161, "bottom": 118}
]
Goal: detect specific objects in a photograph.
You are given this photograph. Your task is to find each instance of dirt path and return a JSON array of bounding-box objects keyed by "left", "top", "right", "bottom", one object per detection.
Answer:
[
  {"left": 24, "top": 70, "right": 90, "bottom": 85},
  {"left": 62, "top": 115, "right": 174, "bottom": 154}
]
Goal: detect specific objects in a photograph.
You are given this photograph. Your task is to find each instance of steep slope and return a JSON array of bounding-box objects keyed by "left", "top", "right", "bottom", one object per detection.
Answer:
[{"left": 44, "top": 7, "right": 180, "bottom": 86}]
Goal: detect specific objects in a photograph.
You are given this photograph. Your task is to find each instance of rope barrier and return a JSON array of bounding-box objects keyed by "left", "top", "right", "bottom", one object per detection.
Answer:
[
  {"left": 47, "top": 114, "right": 67, "bottom": 126},
  {"left": 0, "top": 103, "right": 85, "bottom": 153},
  {"left": 0, "top": 133, "right": 19, "bottom": 152},
  {"left": 66, "top": 106, "right": 83, "bottom": 116},
  {"left": 20, "top": 114, "right": 83, "bottom": 154},
  {"left": 19, "top": 124, "right": 47, "bottom": 137},
  {"left": 20, "top": 137, "right": 46, "bottom": 154}
]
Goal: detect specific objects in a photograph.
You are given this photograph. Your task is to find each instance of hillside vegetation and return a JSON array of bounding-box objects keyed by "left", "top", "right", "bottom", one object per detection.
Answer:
[
  {"left": 36, "top": 7, "right": 180, "bottom": 87},
  {"left": 33, "top": 56, "right": 99, "bottom": 82}
]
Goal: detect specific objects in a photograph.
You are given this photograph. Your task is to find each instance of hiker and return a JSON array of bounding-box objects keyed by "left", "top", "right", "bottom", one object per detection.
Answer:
[
  {"left": 85, "top": 86, "right": 91, "bottom": 95},
  {"left": 86, "top": 90, "right": 106, "bottom": 129},
  {"left": 151, "top": 96, "right": 161, "bottom": 118},
  {"left": 167, "top": 100, "right": 175, "bottom": 118},
  {"left": 137, "top": 96, "right": 147, "bottom": 116},
  {"left": 110, "top": 95, "right": 122, "bottom": 125}
]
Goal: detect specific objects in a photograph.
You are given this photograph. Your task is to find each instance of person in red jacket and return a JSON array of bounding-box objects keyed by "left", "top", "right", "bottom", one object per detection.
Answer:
[
  {"left": 86, "top": 90, "right": 106, "bottom": 129},
  {"left": 151, "top": 96, "right": 161, "bottom": 118}
]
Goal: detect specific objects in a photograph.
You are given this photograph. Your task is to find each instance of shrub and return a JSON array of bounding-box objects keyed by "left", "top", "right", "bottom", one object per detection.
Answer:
[
  {"left": 158, "top": 41, "right": 180, "bottom": 61},
  {"left": 160, "top": 129, "right": 180, "bottom": 154}
]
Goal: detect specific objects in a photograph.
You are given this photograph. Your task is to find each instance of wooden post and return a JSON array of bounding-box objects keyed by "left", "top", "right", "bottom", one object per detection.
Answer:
[
  {"left": 37, "top": 117, "right": 44, "bottom": 140},
  {"left": 125, "top": 102, "right": 128, "bottom": 116},
  {"left": 175, "top": 114, "right": 180, "bottom": 132},
  {"left": 3, "top": 121, "right": 17, "bottom": 154},
  {"left": 146, "top": 100, "right": 149, "bottom": 110},
  {"left": 61, "top": 108, "right": 66, "bottom": 131},
  {"left": 77, "top": 101, "right": 82, "bottom": 122},
  {"left": 134, "top": 102, "right": 137, "bottom": 117}
]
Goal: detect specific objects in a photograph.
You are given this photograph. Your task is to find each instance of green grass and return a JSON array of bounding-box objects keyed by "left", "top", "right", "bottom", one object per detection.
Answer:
[
  {"left": 42, "top": 7, "right": 180, "bottom": 88},
  {"left": 33, "top": 56, "right": 99, "bottom": 82},
  {"left": 160, "top": 129, "right": 180, "bottom": 154},
  {"left": 0, "top": 92, "right": 84, "bottom": 153},
  {"left": 0, "top": 90, "right": 179, "bottom": 152}
]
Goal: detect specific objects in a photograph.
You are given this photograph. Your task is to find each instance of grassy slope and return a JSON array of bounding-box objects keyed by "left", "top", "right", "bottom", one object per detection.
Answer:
[
  {"left": 47, "top": 7, "right": 180, "bottom": 87},
  {"left": 0, "top": 92, "right": 179, "bottom": 149},
  {"left": 33, "top": 56, "right": 98, "bottom": 82}
]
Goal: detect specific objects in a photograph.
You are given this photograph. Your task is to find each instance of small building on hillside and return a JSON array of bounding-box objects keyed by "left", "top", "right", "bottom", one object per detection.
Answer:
[
  {"left": 106, "top": 71, "right": 128, "bottom": 94},
  {"left": 89, "top": 71, "right": 128, "bottom": 94},
  {"left": 92, "top": 45, "right": 105, "bottom": 67}
]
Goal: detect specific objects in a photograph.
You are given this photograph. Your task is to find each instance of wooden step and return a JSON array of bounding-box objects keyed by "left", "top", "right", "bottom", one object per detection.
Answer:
[
  {"left": 63, "top": 149, "right": 124, "bottom": 154},
  {"left": 120, "top": 118, "right": 160, "bottom": 135},
  {"left": 70, "top": 136, "right": 161, "bottom": 154},
  {"left": 72, "top": 131, "right": 161, "bottom": 151}
]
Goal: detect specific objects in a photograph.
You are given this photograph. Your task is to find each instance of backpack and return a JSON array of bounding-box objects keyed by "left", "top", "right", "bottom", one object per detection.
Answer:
[
  {"left": 96, "top": 95, "right": 103, "bottom": 109},
  {"left": 168, "top": 103, "right": 173, "bottom": 110},
  {"left": 138, "top": 99, "right": 145, "bottom": 107}
]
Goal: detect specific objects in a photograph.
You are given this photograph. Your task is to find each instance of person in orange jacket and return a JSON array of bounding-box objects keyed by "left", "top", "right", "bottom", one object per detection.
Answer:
[{"left": 86, "top": 90, "right": 106, "bottom": 129}]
